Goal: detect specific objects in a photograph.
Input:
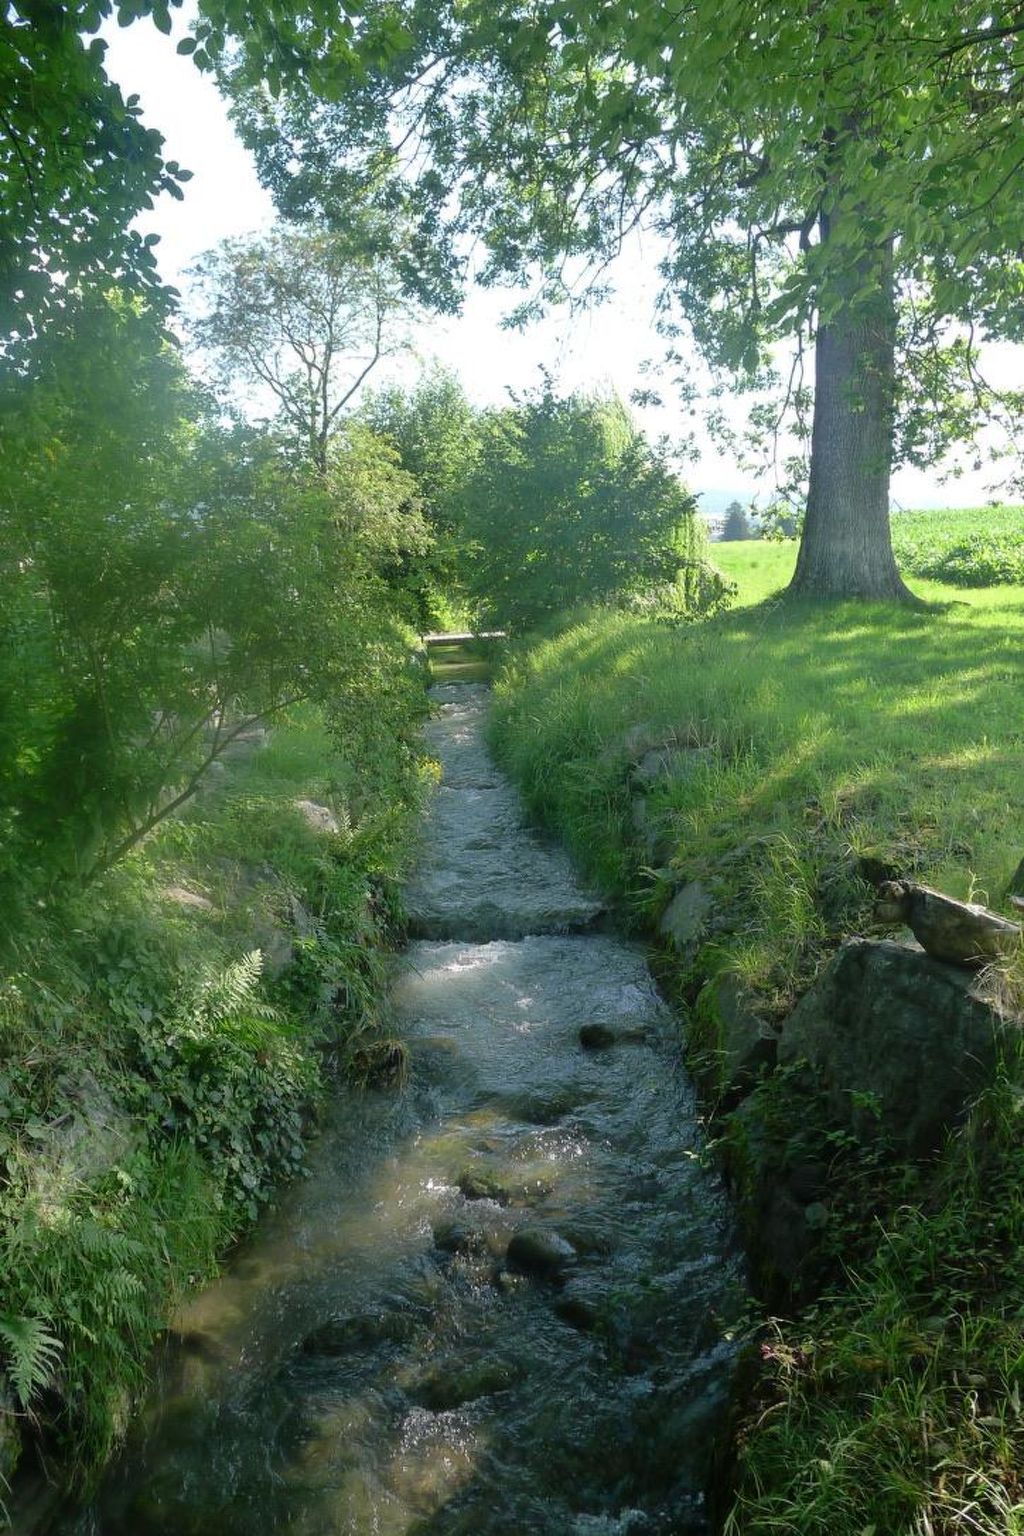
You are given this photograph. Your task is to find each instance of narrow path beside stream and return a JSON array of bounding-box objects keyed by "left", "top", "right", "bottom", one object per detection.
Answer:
[{"left": 58, "top": 681, "right": 741, "bottom": 1536}]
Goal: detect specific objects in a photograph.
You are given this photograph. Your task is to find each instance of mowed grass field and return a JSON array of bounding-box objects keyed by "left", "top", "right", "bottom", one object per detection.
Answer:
[
  {"left": 714, "top": 503, "right": 1024, "bottom": 605},
  {"left": 492, "top": 506, "right": 1024, "bottom": 1536}
]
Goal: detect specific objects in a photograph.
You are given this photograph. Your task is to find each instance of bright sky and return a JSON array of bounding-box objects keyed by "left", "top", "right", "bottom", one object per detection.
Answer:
[{"left": 101, "top": 16, "right": 1021, "bottom": 510}]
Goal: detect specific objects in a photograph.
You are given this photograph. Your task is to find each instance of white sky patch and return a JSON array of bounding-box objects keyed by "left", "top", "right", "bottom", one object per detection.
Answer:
[{"left": 100, "top": 16, "right": 1022, "bottom": 509}]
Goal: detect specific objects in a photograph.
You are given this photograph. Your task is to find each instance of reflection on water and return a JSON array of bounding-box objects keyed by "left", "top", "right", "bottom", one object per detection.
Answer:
[{"left": 56, "top": 683, "right": 741, "bottom": 1536}]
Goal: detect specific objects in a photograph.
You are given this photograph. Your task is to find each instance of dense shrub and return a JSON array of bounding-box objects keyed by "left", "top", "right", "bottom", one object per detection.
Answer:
[
  {"left": 0, "top": 700, "right": 427, "bottom": 1483},
  {"left": 458, "top": 386, "right": 708, "bottom": 632}
]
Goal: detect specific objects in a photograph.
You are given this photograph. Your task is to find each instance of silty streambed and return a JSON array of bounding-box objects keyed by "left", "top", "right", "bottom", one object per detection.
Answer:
[{"left": 56, "top": 682, "right": 742, "bottom": 1536}]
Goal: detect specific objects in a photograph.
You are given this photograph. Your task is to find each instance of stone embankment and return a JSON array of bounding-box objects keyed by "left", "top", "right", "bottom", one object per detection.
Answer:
[{"left": 625, "top": 727, "right": 1022, "bottom": 1300}]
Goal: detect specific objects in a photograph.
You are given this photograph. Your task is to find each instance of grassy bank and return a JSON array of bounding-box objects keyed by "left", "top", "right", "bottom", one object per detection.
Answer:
[
  {"left": 493, "top": 582, "right": 1023, "bottom": 1005},
  {"left": 0, "top": 685, "right": 429, "bottom": 1503},
  {"left": 490, "top": 524, "right": 1024, "bottom": 1533}
]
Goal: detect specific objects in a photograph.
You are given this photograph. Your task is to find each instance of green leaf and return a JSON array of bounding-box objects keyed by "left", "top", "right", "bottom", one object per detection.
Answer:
[{"left": 0, "top": 1315, "right": 63, "bottom": 1409}]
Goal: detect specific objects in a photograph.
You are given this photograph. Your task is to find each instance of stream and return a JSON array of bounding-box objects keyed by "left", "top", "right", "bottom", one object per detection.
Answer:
[{"left": 56, "top": 679, "right": 742, "bottom": 1536}]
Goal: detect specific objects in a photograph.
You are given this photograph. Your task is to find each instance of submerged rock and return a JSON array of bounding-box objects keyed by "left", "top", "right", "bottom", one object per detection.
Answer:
[
  {"left": 300, "top": 1309, "right": 417, "bottom": 1356},
  {"left": 458, "top": 1168, "right": 511, "bottom": 1204},
  {"left": 579, "top": 1023, "right": 618, "bottom": 1050},
  {"left": 432, "top": 1220, "right": 487, "bottom": 1257},
  {"left": 553, "top": 1281, "right": 602, "bottom": 1332},
  {"left": 506, "top": 1227, "right": 577, "bottom": 1279},
  {"left": 579, "top": 1022, "right": 648, "bottom": 1051},
  {"left": 410, "top": 1357, "right": 519, "bottom": 1411}
]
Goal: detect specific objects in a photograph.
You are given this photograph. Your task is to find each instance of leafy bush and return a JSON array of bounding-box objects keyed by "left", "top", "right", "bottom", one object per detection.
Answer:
[
  {"left": 0, "top": 696, "right": 427, "bottom": 1485},
  {"left": 458, "top": 385, "right": 707, "bottom": 632},
  {"left": 0, "top": 291, "right": 423, "bottom": 909}
]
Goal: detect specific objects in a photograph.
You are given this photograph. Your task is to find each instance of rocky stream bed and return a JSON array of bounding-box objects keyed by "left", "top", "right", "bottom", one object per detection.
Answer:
[{"left": 51, "top": 681, "right": 741, "bottom": 1536}]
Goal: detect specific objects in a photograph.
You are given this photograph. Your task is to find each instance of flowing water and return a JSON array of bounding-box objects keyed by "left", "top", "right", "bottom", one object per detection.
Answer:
[{"left": 55, "top": 681, "right": 741, "bottom": 1536}]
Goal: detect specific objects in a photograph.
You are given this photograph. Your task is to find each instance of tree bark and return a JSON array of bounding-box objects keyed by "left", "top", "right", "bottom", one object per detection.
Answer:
[{"left": 788, "top": 224, "right": 915, "bottom": 602}]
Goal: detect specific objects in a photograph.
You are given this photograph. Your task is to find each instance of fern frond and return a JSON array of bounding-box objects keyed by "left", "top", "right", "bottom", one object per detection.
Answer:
[{"left": 0, "top": 1314, "right": 62, "bottom": 1409}]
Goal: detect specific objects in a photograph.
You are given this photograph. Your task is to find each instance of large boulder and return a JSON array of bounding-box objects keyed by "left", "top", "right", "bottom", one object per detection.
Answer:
[
  {"left": 293, "top": 799, "right": 341, "bottom": 837},
  {"left": 874, "top": 880, "right": 1020, "bottom": 966},
  {"left": 505, "top": 1228, "right": 577, "bottom": 1279},
  {"left": 778, "top": 938, "right": 1010, "bottom": 1156}
]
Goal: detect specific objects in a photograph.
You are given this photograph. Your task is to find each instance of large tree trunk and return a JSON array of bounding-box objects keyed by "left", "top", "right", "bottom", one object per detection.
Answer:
[{"left": 788, "top": 226, "right": 914, "bottom": 601}]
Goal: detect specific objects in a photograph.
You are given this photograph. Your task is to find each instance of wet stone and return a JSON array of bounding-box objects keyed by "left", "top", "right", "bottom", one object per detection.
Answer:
[
  {"left": 458, "top": 1168, "right": 511, "bottom": 1204},
  {"left": 410, "top": 1357, "right": 520, "bottom": 1411},
  {"left": 433, "top": 1220, "right": 478, "bottom": 1255},
  {"left": 580, "top": 1023, "right": 618, "bottom": 1050},
  {"left": 553, "top": 1287, "right": 601, "bottom": 1332},
  {"left": 579, "top": 1022, "right": 647, "bottom": 1050},
  {"left": 501, "top": 1085, "right": 582, "bottom": 1124},
  {"left": 506, "top": 1228, "right": 577, "bottom": 1279},
  {"left": 300, "top": 1309, "right": 417, "bottom": 1356},
  {"left": 492, "top": 1268, "right": 530, "bottom": 1296}
]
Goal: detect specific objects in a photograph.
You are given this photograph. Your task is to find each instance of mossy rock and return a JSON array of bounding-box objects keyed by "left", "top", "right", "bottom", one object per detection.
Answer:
[
  {"left": 506, "top": 1227, "right": 577, "bottom": 1279},
  {"left": 457, "top": 1167, "right": 511, "bottom": 1204},
  {"left": 410, "top": 1356, "right": 519, "bottom": 1412},
  {"left": 688, "top": 973, "right": 777, "bottom": 1104}
]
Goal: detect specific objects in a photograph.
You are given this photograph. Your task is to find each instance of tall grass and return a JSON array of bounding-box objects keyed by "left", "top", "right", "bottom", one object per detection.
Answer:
[
  {"left": 493, "top": 584, "right": 1024, "bottom": 1010},
  {"left": 491, "top": 514, "right": 1024, "bottom": 1534}
]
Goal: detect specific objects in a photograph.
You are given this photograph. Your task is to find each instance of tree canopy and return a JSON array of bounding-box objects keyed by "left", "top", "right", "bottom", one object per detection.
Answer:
[
  {"left": 190, "top": 223, "right": 416, "bottom": 470},
  {"left": 0, "top": 289, "right": 422, "bottom": 892},
  {"left": 224, "top": 0, "right": 1024, "bottom": 599},
  {"left": 0, "top": 0, "right": 432, "bottom": 340}
]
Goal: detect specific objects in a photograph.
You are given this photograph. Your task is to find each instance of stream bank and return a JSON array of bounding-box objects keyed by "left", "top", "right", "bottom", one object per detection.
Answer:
[
  {"left": 44, "top": 677, "right": 742, "bottom": 1535},
  {"left": 486, "top": 604, "right": 1024, "bottom": 1534},
  {"left": 1, "top": 692, "right": 427, "bottom": 1528}
]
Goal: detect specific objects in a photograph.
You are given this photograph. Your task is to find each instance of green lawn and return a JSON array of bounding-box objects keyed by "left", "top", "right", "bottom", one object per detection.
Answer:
[
  {"left": 713, "top": 537, "right": 797, "bottom": 603},
  {"left": 493, "top": 579, "right": 1024, "bottom": 990},
  {"left": 713, "top": 503, "right": 1024, "bottom": 605}
]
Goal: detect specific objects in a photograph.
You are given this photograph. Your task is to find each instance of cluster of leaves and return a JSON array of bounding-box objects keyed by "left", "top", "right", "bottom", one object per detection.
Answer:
[
  {"left": 226, "top": 0, "right": 1024, "bottom": 482},
  {"left": 360, "top": 373, "right": 715, "bottom": 633},
  {"left": 360, "top": 367, "right": 483, "bottom": 628},
  {"left": 0, "top": 0, "right": 428, "bottom": 340},
  {"left": 891, "top": 505, "right": 1024, "bottom": 587}
]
